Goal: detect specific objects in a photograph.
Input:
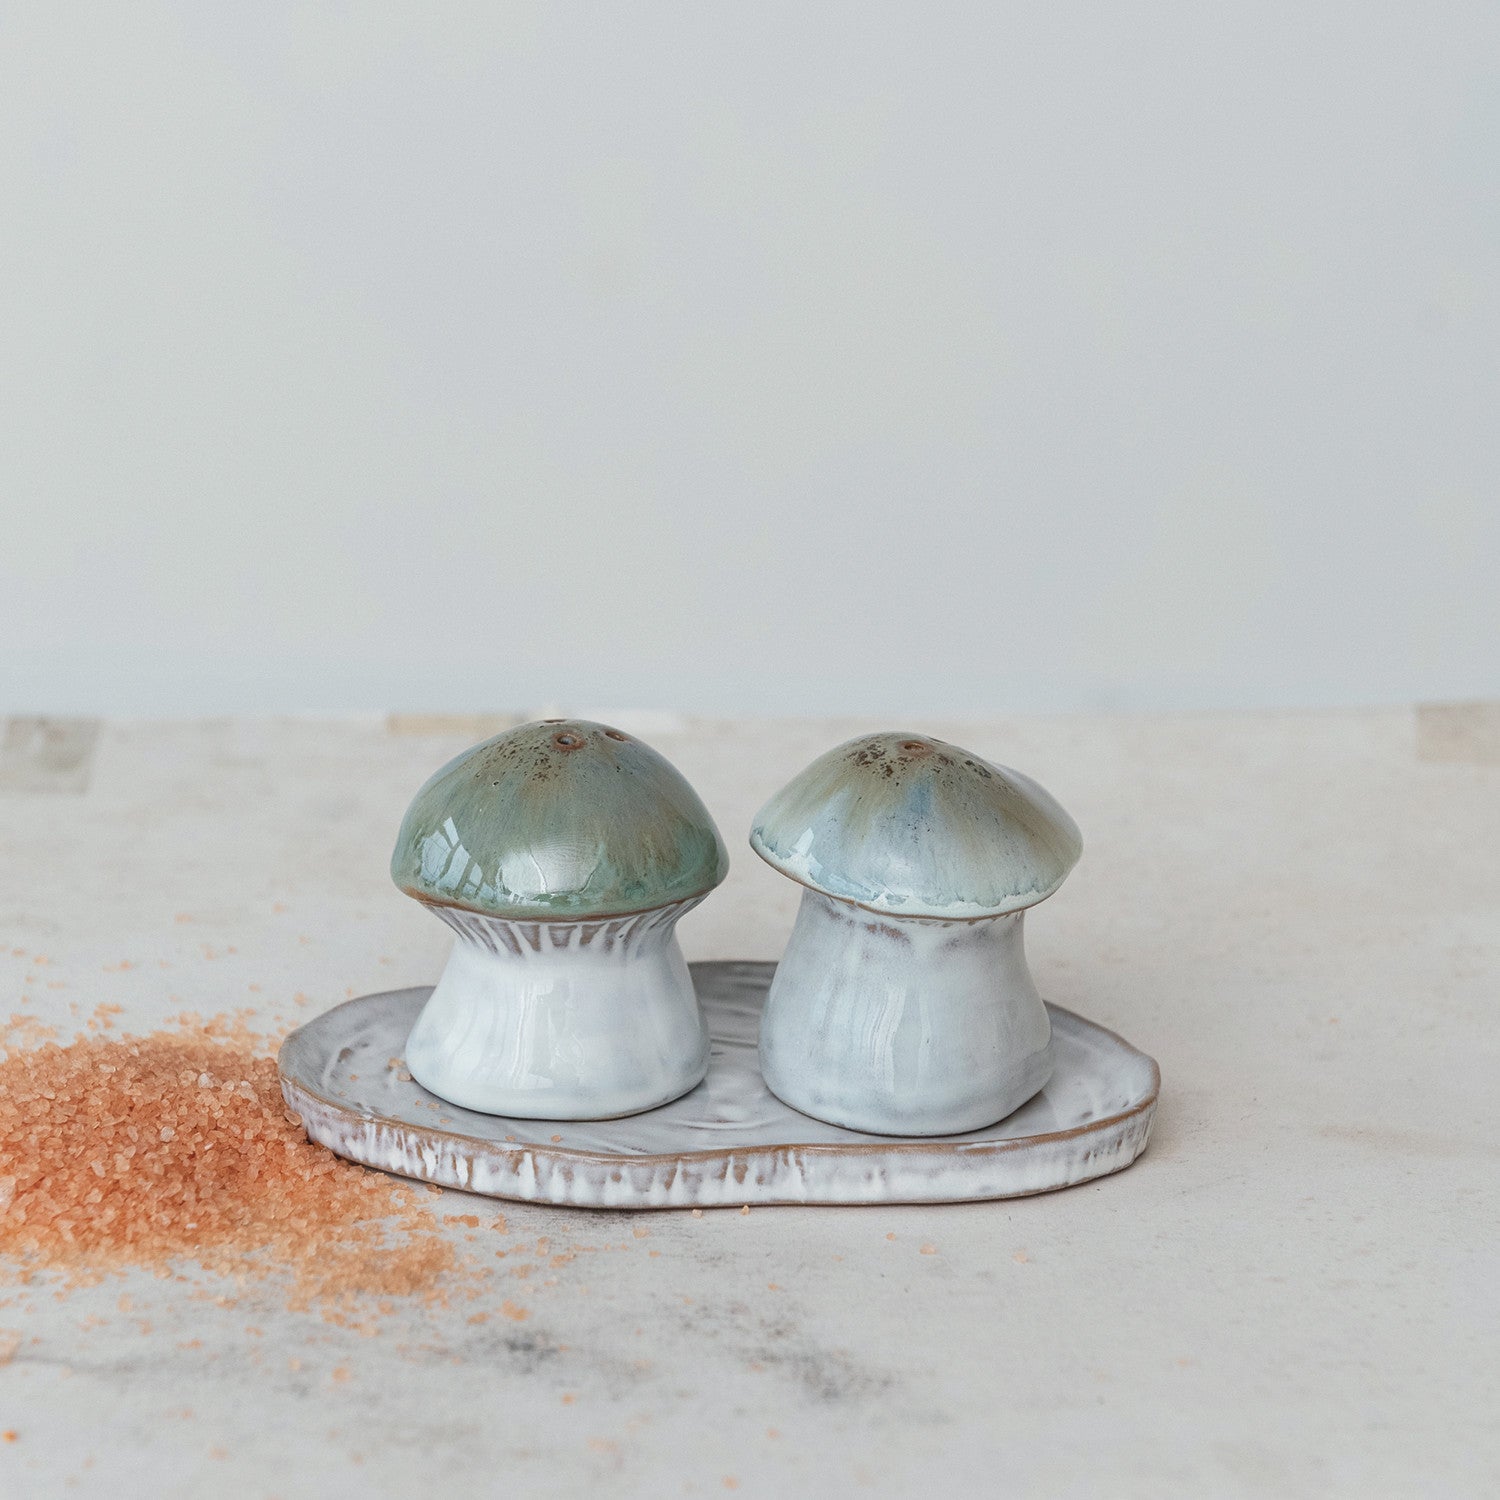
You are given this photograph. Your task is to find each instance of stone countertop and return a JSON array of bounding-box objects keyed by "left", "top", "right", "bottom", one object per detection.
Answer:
[{"left": 0, "top": 707, "right": 1495, "bottom": 1498}]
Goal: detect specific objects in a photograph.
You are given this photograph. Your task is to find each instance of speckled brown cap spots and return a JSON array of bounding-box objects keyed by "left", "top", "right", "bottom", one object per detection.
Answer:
[
  {"left": 392, "top": 719, "right": 728, "bottom": 921},
  {"left": 750, "top": 732, "right": 1081, "bottom": 918}
]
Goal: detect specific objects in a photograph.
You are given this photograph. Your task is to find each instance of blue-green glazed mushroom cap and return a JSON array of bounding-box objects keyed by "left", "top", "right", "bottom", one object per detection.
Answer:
[
  {"left": 392, "top": 720, "right": 728, "bottom": 921},
  {"left": 750, "top": 733, "right": 1081, "bottom": 919}
]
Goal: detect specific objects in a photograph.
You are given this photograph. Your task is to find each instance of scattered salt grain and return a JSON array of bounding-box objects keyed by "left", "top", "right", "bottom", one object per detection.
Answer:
[{"left": 0, "top": 1019, "right": 466, "bottom": 1316}]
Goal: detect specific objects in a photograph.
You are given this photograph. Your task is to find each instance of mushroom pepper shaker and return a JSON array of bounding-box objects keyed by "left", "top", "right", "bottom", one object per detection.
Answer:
[
  {"left": 750, "top": 733, "right": 1082, "bottom": 1135},
  {"left": 392, "top": 719, "right": 728, "bottom": 1118}
]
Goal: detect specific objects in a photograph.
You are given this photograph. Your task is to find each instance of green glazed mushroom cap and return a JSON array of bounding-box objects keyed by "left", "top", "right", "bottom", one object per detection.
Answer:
[
  {"left": 392, "top": 720, "right": 728, "bottom": 921},
  {"left": 750, "top": 733, "right": 1081, "bottom": 919}
]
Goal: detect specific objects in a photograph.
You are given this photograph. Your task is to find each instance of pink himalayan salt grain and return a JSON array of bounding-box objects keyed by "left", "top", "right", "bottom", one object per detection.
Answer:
[{"left": 0, "top": 1021, "right": 462, "bottom": 1311}]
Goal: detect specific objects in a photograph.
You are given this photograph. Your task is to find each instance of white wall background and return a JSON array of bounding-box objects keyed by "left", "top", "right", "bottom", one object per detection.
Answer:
[{"left": 2, "top": 3, "right": 1496, "bottom": 719}]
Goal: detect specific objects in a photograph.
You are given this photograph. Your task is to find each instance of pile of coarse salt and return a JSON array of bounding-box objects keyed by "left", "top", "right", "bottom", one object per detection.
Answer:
[{"left": 0, "top": 1012, "right": 473, "bottom": 1318}]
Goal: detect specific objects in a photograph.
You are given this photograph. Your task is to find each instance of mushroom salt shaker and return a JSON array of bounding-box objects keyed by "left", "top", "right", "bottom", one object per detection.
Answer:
[
  {"left": 392, "top": 720, "right": 728, "bottom": 1118},
  {"left": 750, "top": 733, "right": 1082, "bottom": 1135}
]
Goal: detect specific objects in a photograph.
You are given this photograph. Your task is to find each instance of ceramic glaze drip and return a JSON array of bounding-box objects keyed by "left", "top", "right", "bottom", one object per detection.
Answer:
[
  {"left": 750, "top": 732, "right": 1081, "bottom": 918},
  {"left": 758, "top": 890, "right": 1054, "bottom": 1135},
  {"left": 404, "top": 897, "right": 709, "bottom": 1119}
]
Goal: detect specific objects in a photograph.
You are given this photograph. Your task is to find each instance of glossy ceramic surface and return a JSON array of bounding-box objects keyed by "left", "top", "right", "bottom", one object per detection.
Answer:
[
  {"left": 405, "top": 899, "right": 709, "bottom": 1118},
  {"left": 750, "top": 732, "right": 1081, "bottom": 919},
  {"left": 390, "top": 719, "right": 726, "bottom": 1116},
  {"left": 278, "top": 963, "right": 1159, "bottom": 1208},
  {"left": 759, "top": 891, "right": 1053, "bottom": 1134},
  {"left": 392, "top": 718, "right": 728, "bottom": 922},
  {"left": 751, "top": 732, "right": 1082, "bottom": 1134}
]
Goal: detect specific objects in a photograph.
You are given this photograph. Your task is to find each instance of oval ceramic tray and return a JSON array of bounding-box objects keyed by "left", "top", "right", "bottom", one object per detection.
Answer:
[{"left": 278, "top": 962, "right": 1159, "bottom": 1209}]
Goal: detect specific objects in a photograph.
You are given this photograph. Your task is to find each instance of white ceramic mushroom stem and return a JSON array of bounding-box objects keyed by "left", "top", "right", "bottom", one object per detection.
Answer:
[
  {"left": 404, "top": 897, "right": 709, "bottom": 1120},
  {"left": 758, "top": 889, "right": 1054, "bottom": 1136}
]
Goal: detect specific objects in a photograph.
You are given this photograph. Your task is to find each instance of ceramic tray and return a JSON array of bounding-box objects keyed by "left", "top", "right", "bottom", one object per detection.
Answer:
[{"left": 278, "top": 961, "right": 1159, "bottom": 1209}]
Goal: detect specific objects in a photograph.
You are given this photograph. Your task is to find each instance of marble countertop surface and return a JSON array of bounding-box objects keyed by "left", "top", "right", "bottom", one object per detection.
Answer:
[{"left": 0, "top": 706, "right": 1495, "bottom": 1498}]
